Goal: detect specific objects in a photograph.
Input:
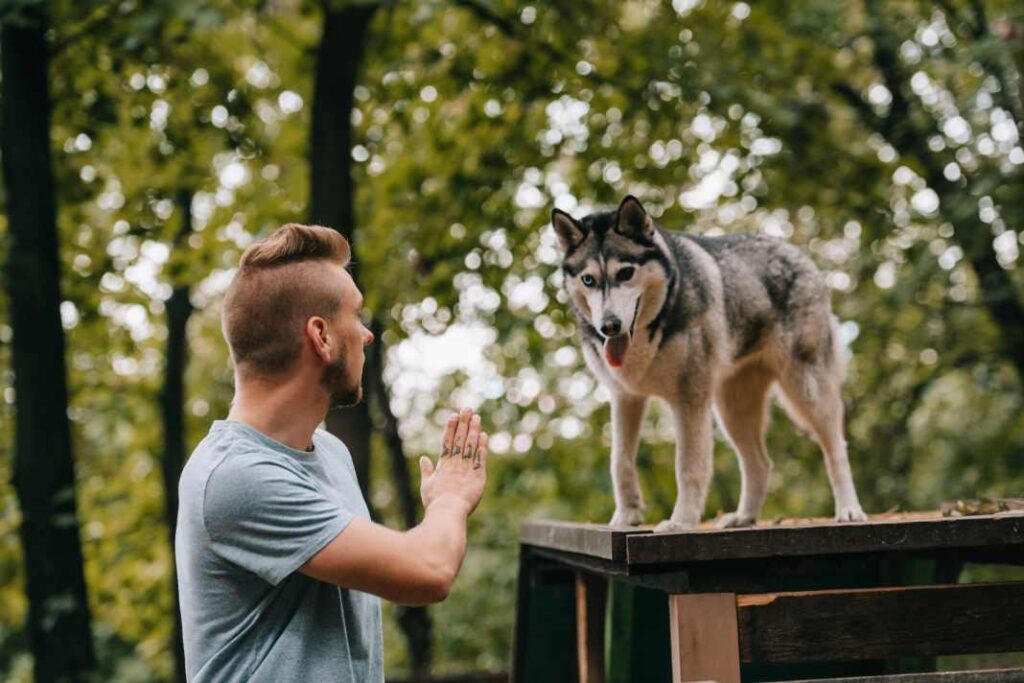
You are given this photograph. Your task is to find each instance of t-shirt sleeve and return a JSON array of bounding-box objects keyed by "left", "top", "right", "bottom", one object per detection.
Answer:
[{"left": 203, "top": 455, "right": 353, "bottom": 585}]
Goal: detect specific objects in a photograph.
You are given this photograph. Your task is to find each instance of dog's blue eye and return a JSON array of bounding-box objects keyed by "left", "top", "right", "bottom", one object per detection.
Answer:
[
  {"left": 617, "top": 267, "right": 635, "bottom": 283},
  {"left": 581, "top": 274, "right": 596, "bottom": 287}
]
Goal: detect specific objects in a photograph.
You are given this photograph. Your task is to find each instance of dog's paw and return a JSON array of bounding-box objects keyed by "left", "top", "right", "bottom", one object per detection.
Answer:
[
  {"left": 609, "top": 507, "right": 645, "bottom": 527},
  {"left": 717, "top": 512, "right": 757, "bottom": 529},
  {"left": 653, "top": 519, "right": 695, "bottom": 533},
  {"left": 835, "top": 505, "right": 868, "bottom": 523}
]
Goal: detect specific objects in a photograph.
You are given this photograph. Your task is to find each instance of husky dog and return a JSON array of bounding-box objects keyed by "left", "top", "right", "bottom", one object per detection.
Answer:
[{"left": 551, "top": 195, "right": 867, "bottom": 532}]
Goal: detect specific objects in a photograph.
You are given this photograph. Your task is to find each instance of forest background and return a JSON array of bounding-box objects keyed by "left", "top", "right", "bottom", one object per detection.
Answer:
[{"left": 1, "top": 0, "right": 1022, "bottom": 680}]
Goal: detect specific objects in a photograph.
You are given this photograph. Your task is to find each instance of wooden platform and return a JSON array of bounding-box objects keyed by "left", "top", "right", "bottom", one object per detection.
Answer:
[
  {"left": 521, "top": 511, "right": 1024, "bottom": 563},
  {"left": 513, "top": 513, "right": 1024, "bottom": 683}
]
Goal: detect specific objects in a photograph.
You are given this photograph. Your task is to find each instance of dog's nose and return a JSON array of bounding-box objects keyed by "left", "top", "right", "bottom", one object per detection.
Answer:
[{"left": 600, "top": 316, "right": 622, "bottom": 337}]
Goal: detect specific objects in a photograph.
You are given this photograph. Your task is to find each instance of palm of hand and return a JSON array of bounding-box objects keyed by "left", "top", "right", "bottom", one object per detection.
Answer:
[{"left": 420, "top": 409, "right": 488, "bottom": 513}]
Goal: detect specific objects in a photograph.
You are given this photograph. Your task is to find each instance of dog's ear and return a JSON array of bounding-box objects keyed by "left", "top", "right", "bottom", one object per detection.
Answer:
[
  {"left": 616, "top": 195, "right": 654, "bottom": 241},
  {"left": 551, "top": 208, "right": 587, "bottom": 252}
]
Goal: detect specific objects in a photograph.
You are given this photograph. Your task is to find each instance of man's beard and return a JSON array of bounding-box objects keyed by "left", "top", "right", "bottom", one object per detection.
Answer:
[{"left": 321, "top": 352, "right": 362, "bottom": 408}]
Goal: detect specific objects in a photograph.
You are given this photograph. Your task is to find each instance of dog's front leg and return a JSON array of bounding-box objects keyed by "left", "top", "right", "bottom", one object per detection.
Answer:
[
  {"left": 655, "top": 401, "right": 713, "bottom": 532},
  {"left": 608, "top": 392, "right": 648, "bottom": 526}
]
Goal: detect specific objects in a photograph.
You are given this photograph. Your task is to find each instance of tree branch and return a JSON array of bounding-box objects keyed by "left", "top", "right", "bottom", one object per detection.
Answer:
[
  {"left": 450, "top": 0, "right": 644, "bottom": 98},
  {"left": 50, "top": 1, "right": 123, "bottom": 56},
  {"left": 833, "top": 3, "right": 1024, "bottom": 385},
  {"left": 933, "top": 0, "right": 1023, "bottom": 137}
]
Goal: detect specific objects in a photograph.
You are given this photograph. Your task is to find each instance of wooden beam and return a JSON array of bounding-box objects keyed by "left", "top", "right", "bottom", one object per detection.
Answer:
[
  {"left": 575, "top": 573, "right": 607, "bottom": 683},
  {"left": 521, "top": 520, "right": 651, "bottom": 561},
  {"left": 668, "top": 593, "right": 740, "bottom": 683},
  {"left": 627, "top": 514, "right": 1024, "bottom": 565},
  {"left": 786, "top": 669, "right": 1024, "bottom": 683},
  {"left": 737, "top": 581, "right": 1024, "bottom": 663}
]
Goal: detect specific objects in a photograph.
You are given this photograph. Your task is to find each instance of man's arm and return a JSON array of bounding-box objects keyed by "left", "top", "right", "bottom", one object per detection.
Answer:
[
  {"left": 299, "top": 409, "right": 487, "bottom": 606},
  {"left": 297, "top": 496, "right": 470, "bottom": 605}
]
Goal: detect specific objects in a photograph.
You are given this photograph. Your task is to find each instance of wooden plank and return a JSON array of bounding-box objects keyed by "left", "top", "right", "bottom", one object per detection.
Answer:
[
  {"left": 575, "top": 573, "right": 607, "bottom": 683},
  {"left": 737, "top": 581, "right": 1024, "bottom": 663},
  {"left": 628, "top": 513, "right": 1024, "bottom": 565},
  {"left": 387, "top": 674, "right": 508, "bottom": 683},
  {"left": 784, "top": 669, "right": 1024, "bottom": 683},
  {"left": 530, "top": 542, "right": 973, "bottom": 600},
  {"left": 521, "top": 520, "right": 651, "bottom": 561},
  {"left": 668, "top": 593, "right": 741, "bottom": 683}
]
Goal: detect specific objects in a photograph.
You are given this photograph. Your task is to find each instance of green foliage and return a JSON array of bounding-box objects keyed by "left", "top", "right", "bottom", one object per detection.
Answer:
[{"left": 1, "top": 0, "right": 1023, "bottom": 678}]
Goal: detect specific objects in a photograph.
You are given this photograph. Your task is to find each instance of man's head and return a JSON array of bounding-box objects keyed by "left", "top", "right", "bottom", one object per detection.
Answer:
[{"left": 222, "top": 223, "right": 373, "bottom": 407}]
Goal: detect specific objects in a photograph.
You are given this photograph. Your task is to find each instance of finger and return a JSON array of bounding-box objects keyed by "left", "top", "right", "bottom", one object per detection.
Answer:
[
  {"left": 474, "top": 433, "right": 488, "bottom": 470},
  {"left": 419, "top": 456, "right": 435, "bottom": 477},
  {"left": 451, "top": 408, "right": 472, "bottom": 458},
  {"left": 440, "top": 413, "right": 458, "bottom": 457},
  {"left": 463, "top": 414, "right": 481, "bottom": 461}
]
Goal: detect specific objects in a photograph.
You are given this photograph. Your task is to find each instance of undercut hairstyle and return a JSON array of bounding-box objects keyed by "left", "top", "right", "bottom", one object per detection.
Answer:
[{"left": 222, "top": 223, "right": 351, "bottom": 378}]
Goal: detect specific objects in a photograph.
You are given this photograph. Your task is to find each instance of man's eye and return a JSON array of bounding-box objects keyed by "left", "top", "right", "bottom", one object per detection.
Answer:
[
  {"left": 616, "top": 267, "right": 635, "bottom": 283},
  {"left": 581, "top": 274, "right": 596, "bottom": 287}
]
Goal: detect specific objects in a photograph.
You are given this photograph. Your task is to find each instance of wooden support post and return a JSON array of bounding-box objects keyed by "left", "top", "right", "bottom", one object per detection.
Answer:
[
  {"left": 512, "top": 546, "right": 578, "bottom": 683},
  {"left": 668, "top": 593, "right": 741, "bottom": 683},
  {"left": 575, "top": 572, "right": 607, "bottom": 683}
]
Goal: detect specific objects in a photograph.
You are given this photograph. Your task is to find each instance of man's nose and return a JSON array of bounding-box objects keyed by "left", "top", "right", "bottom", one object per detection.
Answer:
[
  {"left": 600, "top": 315, "right": 622, "bottom": 337},
  {"left": 362, "top": 326, "right": 374, "bottom": 347}
]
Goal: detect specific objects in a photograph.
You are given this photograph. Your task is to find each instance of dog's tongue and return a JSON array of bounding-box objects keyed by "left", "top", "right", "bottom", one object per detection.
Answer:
[{"left": 604, "top": 335, "right": 630, "bottom": 368}]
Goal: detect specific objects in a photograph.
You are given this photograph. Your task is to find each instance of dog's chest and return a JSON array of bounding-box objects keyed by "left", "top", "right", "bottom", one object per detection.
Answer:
[{"left": 585, "top": 332, "right": 686, "bottom": 399}]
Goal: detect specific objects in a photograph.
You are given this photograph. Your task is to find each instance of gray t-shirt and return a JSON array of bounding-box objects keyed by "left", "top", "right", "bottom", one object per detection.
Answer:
[{"left": 175, "top": 419, "right": 383, "bottom": 682}]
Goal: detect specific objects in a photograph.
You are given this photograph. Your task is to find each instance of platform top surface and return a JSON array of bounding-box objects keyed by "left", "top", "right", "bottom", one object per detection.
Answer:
[{"left": 519, "top": 511, "right": 1024, "bottom": 564}]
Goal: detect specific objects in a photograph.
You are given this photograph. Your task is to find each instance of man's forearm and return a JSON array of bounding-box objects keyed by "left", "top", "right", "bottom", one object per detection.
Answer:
[{"left": 403, "top": 495, "right": 471, "bottom": 600}]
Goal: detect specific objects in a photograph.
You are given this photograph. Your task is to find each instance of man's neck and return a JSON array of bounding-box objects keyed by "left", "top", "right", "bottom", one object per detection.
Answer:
[{"left": 227, "top": 373, "right": 328, "bottom": 452}]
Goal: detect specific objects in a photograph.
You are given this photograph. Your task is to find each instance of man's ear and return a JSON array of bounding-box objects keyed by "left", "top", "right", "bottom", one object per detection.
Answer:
[
  {"left": 306, "top": 317, "right": 331, "bottom": 363},
  {"left": 551, "top": 208, "right": 587, "bottom": 252},
  {"left": 615, "top": 195, "right": 655, "bottom": 241}
]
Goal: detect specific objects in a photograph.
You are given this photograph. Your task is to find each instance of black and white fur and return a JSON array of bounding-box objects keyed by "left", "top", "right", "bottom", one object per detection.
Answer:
[{"left": 552, "top": 195, "right": 866, "bottom": 532}]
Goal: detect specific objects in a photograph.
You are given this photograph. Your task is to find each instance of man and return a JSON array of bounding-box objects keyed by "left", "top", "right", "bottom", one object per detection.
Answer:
[{"left": 175, "top": 223, "right": 488, "bottom": 682}]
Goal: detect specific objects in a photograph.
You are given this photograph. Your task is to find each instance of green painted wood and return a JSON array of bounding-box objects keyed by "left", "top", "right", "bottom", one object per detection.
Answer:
[
  {"left": 511, "top": 547, "right": 577, "bottom": 683},
  {"left": 604, "top": 580, "right": 672, "bottom": 683}
]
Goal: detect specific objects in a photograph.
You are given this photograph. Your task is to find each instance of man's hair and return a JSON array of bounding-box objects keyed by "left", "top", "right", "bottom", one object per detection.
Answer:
[{"left": 222, "top": 223, "right": 351, "bottom": 378}]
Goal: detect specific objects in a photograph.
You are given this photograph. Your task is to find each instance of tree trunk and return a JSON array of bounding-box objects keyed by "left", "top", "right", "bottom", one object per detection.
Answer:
[
  {"left": 310, "top": 2, "right": 377, "bottom": 498},
  {"left": 367, "top": 320, "right": 434, "bottom": 677},
  {"left": 308, "top": 5, "right": 435, "bottom": 675},
  {"left": 160, "top": 189, "right": 194, "bottom": 683},
  {"left": 1, "top": 7, "right": 97, "bottom": 681}
]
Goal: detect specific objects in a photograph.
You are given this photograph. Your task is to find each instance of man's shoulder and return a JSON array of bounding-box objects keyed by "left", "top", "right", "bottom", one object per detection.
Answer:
[
  {"left": 200, "top": 444, "right": 314, "bottom": 532},
  {"left": 313, "top": 428, "right": 360, "bottom": 482},
  {"left": 184, "top": 425, "right": 298, "bottom": 492},
  {"left": 314, "top": 426, "right": 351, "bottom": 456}
]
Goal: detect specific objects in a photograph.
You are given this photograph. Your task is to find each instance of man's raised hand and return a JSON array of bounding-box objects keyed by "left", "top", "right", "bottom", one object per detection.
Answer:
[{"left": 419, "top": 408, "right": 488, "bottom": 515}]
